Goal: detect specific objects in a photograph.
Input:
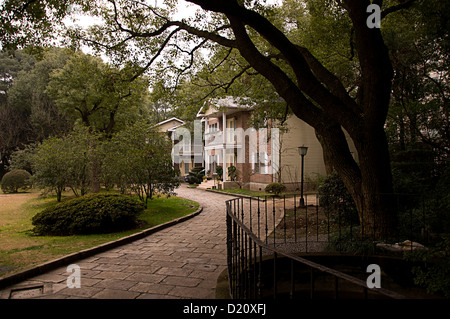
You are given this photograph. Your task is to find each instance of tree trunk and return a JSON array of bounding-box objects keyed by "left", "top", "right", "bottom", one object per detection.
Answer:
[
  {"left": 316, "top": 123, "right": 398, "bottom": 240},
  {"left": 354, "top": 129, "right": 398, "bottom": 239},
  {"left": 90, "top": 140, "right": 100, "bottom": 193},
  {"left": 56, "top": 187, "right": 63, "bottom": 202}
]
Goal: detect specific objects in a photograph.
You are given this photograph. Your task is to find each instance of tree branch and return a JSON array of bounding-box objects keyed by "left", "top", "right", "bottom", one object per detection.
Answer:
[
  {"left": 226, "top": 14, "right": 325, "bottom": 129},
  {"left": 294, "top": 45, "right": 361, "bottom": 115},
  {"left": 381, "top": 0, "right": 418, "bottom": 19}
]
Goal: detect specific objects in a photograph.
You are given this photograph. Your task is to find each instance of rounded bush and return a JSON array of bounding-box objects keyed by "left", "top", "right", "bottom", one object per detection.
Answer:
[
  {"left": 32, "top": 193, "right": 146, "bottom": 235},
  {"left": 1, "top": 169, "right": 32, "bottom": 193},
  {"left": 265, "top": 182, "right": 287, "bottom": 196}
]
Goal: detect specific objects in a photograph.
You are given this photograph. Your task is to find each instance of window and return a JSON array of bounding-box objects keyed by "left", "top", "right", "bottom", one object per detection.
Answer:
[
  {"left": 252, "top": 152, "right": 269, "bottom": 174},
  {"left": 227, "top": 118, "right": 236, "bottom": 143},
  {"left": 260, "top": 152, "right": 269, "bottom": 174},
  {"left": 208, "top": 123, "right": 218, "bottom": 133}
]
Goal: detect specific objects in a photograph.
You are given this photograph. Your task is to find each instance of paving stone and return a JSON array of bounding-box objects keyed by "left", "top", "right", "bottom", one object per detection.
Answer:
[
  {"left": 95, "top": 252, "right": 124, "bottom": 258},
  {"left": 92, "top": 271, "right": 131, "bottom": 280},
  {"left": 117, "top": 259, "right": 157, "bottom": 267},
  {"left": 92, "top": 264, "right": 129, "bottom": 272},
  {"left": 93, "top": 279, "right": 137, "bottom": 290},
  {"left": 92, "top": 288, "right": 140, "bottom": 299},
  {"left": 136, "top": 293, "right": 175, "bottom": 299},
  {"left": 161, "top": 276, "right": 201, "bottom": 287},
  {"left": 129, "top": 282, "right": 174, "bottom": 295},
  {"left": 168, "top": 286, "right": 215, "bottom": 299},
  {"left": 152, "top": 260, "right": 186, "bottom": 268},
  {"left": 32, "top": 273, "right": 67, "bottom": 283},
  {"left": 95, "top": 257, "right": 124, "bottom": 265},
  {"left": 125, "top": 273, "right": 166, "bottom": 284},
  {"left": 58, "top": 286, "right": 104, "bottom": 298},
  {"left": 76, "top": 262, "right": 101, "bottom": 270},
  {"left": 123, "top": 265, "right": 161, "bottom": 274},
  {"left": 78, "top": 277, "right": 102, "bottom": 287},
  {"left": 182, "top": 263, "right": 218, "bottom": 272},
  {"left": 79, "top": 269, "right": 102, "bottom": 278},
  {"left": 156, "top": 267, "right": 193, "bottom": 277}
]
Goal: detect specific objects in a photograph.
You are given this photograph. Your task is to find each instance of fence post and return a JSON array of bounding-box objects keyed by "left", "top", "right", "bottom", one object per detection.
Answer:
[
  {"left": 284, "top": 196, "right": 287, "bottom": 244},
  {"left": 294, "top": 194, "right": 297, "bottom": 243},
  {"left": 305, "top": 202, "right": 308, "bottom": 253},
  {"left": 273, "top": 196, "right": 276, "bottom": 247},
  {"left": 258, "top": 246, "right": 263, "bottom": 298},
  {"left": 273, "top": 252, "right": 277, "bottom": 299},
  {"left": 290, "top": 259, "right": 295, "bottom": 299}
]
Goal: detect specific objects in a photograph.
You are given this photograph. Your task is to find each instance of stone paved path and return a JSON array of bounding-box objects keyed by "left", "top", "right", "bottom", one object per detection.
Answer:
[{"left": 0, "top": 185, "right": 232, "bottom": 299}]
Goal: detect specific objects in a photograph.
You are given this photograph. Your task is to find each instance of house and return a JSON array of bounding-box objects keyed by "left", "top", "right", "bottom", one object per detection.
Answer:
[
  {"left": 197, "top": 97, "right": 356, "bottom": 191},
  {"left": 154, "top": 117, "right": 203, "bottom": 178},
  {"left": 154, "top": 117, "right": 185, "bottom": 133}
]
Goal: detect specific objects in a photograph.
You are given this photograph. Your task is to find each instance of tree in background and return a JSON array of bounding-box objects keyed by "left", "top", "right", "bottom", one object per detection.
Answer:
[
  {"left": 45, "top": 51, "right": 150, "bottom": 136},
  {"left": 382, "top": 0, "right": 450, "bottom": 195},
  {"left": 21, "top": 125, "right": 97, "bottom": 201},
  {"left": 0, "top": 48, "right": 73, "bottom": 179},
  {"left": 101, "top": 121, "right": 180, "bottom": 204}
]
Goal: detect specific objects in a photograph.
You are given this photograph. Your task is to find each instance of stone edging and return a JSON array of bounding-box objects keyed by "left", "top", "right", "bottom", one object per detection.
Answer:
[{"left": 0, "top": 206, "right": 203, "bottom": 289}]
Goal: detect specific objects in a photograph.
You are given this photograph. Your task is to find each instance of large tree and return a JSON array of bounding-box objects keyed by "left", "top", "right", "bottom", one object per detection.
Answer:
[
  {"left": 0, "top": 48, "right": 71, "bottom": 178},
  {"left": 45, "top": 51, "right": 150, "bottom": 136},
  {"left": 0, "top": 0, "right": 428, "bottom": 238}
]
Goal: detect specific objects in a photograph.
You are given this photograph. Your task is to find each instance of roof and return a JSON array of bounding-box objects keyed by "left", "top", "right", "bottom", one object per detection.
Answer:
[
  {"left": 154, "top": 117, "right": 186, "bottom": 133},
  {"left": 197, "top": 96, "right": 255, "bottom": 118},
  {"left": 155, "top": 117, "right": 185, "bottom": 126}
]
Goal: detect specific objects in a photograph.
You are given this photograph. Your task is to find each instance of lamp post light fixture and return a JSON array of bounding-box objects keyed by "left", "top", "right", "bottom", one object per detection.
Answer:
[{"left": 298, "top": 146, "right": 308, "bottom": 207}]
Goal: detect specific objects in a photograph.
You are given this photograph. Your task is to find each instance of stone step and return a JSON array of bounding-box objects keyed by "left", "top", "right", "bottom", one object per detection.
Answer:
[{"left": 197, "top": 179, "right": 217, "bottom": 189}]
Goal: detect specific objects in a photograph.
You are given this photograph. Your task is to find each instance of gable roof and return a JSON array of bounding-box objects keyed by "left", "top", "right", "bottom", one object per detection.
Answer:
[
  {"left": 155, "top": 117, "right": 185, "bottom": 126},
  {"left": 197, "top": 96, "right": 255, "bottom": 118},
  {"left": 154, "top": 117, "right": 185, "bottom": 132}
]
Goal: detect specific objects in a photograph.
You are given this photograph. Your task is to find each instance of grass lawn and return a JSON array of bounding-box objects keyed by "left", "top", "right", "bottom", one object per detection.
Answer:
[
  {"left": 210, "top": 188, "right": 307, "bottom": 199},
  {"left": 0, "top": 190, "right": 199, "bottom": 278},
  {"left": 211, "top": 188, "right": 273, "bottom": 197}
]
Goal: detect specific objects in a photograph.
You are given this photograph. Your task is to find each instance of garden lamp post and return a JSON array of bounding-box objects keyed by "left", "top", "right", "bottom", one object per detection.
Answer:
[{"left": 298, "top": 146, "right": 308, "bottom": 207}]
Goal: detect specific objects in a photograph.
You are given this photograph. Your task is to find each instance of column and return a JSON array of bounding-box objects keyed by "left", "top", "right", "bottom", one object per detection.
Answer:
[{"left": 222, "top": 111, "right": 226, "bottom": 182}]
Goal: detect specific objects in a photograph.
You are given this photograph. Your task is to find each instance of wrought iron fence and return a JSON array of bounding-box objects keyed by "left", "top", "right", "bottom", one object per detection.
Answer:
[{"left": 225, "top": 193, "right": 439, "bottom": 299}]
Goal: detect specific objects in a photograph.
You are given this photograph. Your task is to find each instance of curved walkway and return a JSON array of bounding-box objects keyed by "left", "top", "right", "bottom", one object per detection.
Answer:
[{"left": 0, "top": 185, "right": 231, "bottom": 299}]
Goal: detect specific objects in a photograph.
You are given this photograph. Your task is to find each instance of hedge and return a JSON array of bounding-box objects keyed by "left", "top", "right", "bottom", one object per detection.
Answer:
[
  {"left": 1, "top": 169, "right": 32, "bottom": 193},
  {"left": 32, "top": 193, "right": 146, "bottom": 235}
]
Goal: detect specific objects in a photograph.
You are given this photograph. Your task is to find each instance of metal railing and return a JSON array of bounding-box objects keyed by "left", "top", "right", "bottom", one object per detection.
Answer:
[{"left": 225, "top": 194, "right": 419, "bottom": 299}]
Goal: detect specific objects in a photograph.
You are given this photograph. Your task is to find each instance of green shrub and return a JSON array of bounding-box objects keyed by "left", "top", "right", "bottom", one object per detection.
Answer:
[
  {"left": 216, "top": 166, "right": 223, "bottom": 179},
  {"left": 318, "top": 171, "right": 359, "bottom": 226},
  {"left": 187, "top": 166, "right": 204, "bottom": 184},
  {"left": 32, "top": 193, "right": 146, "bottom": 235},
  {"left": 265, "top": 183, "right": 286, "bottom": 196},
  {"left": 326, "top": 226, "right": 376, "bottom": 255},
  {"left": 1, "top": 169, "right": 32, "bottom": 193},
  {"left": 227, "top": 165, "right": 238, "bottom": 181},
  {"left": 405, "top": 235, "right": 450, "bottom": 298}
]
